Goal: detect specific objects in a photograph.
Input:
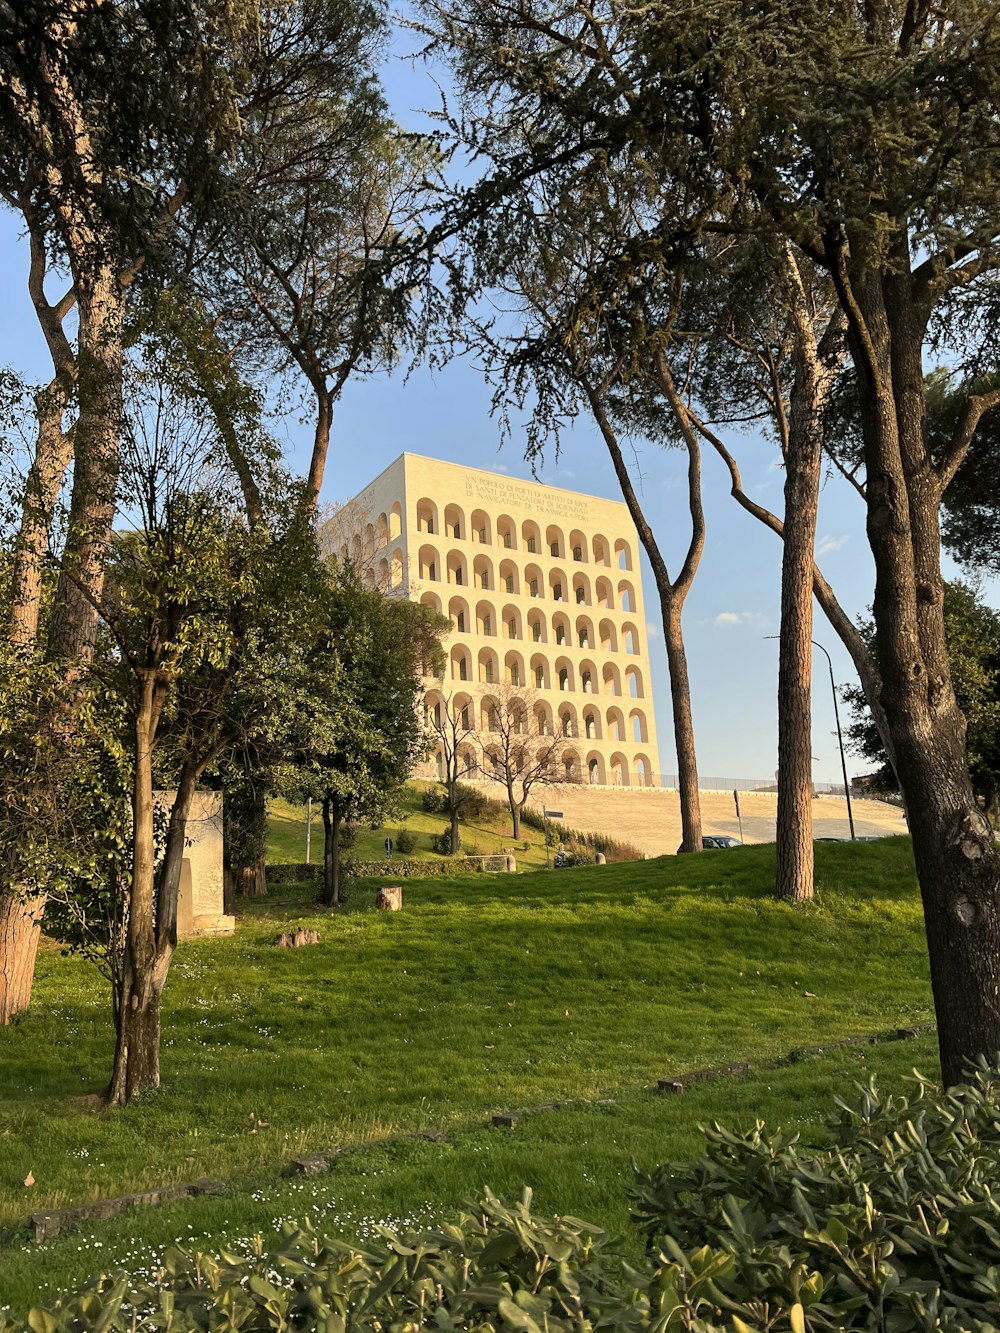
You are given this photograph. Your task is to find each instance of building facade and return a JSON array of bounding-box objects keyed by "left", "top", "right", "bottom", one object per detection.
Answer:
[{"left": 332, "top": 453, "right": 660, "bottom": 788}]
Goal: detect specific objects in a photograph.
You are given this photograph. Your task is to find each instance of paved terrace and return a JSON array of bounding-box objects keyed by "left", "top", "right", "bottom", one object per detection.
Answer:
[{"left": 521, "top": 785, "right": 908, "bottom": 858}]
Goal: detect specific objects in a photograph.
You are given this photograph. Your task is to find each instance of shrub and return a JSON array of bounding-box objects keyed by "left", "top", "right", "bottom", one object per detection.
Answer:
[
  {"left": 343, "top": 857, "right": 446, "bottom": 878},
  {"left": 453, "top": 782, "right": 508, "bottom": 822},
  {"left": 430, "top": 828, "right": 456, "bottom": 855},
  {"left": 265, "top": 863, "right": 321, "bottom": 884},
  {"left": 629, "top": 1057, "right": 1000, "bottom": 1331},
  {"left": 12, "top": 1191, "right": 739, "bottom": 1333},
  {"left": 532, "top": 814, "right": 642, "bottom": 863},
  {"left": 393, "top": 826, "right": 417, "bottom": 855},
  {"left": 23, "top": 1071, "right": 1000, "bottom": 1331},
  {"left": 420, "top": 785, "right": 447, "bottom": 814}
]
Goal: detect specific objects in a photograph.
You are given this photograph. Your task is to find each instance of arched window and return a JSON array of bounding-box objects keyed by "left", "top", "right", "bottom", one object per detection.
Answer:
[
  {"left": 444, "top": 504, "right": 465, "bottom": 541},
  {"left": 607, "top": 707, "right": 626, "bottom": 741},
  {"left": 471, "top": 509, "right": 491, "bottom": 544},
  {"left": 630, "top": 709, "right": 649, "bottom": 743},
  {"left": 446, "top": 551, "right": 468, "bottom": 587},
  {"left": 615, "top": 538, "right": 632, "bottom": 571},
  {"left": 418, "top": 544, "right": 439, "bottom": 582},
  {"left": 416, "top": 498, "right": 438, "bottom": 534},
  {"left": 497, "top": 515, "right": 517, "bottom": 549},
  {"left": 474, "top": 554, "right": 493, "bottom": 590}
]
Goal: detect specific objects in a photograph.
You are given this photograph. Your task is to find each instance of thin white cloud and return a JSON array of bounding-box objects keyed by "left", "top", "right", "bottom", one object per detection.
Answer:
[
  {"left": 645, "top": 620, "right": 660, "bottom": 640},
  {"left": 816, "top": 534, "right": 849, "bottom": 557},
  {"left": 715, "top": 610, "right": 766, "bottom": 627}
]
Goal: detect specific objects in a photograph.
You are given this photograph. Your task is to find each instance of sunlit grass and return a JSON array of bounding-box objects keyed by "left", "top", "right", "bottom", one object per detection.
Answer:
[
  {"left": 267, "top": 783, "right": 566, "bottom": 870},
  {"left": 0, "top": 838, "right": 935, "bottom": 1312}
]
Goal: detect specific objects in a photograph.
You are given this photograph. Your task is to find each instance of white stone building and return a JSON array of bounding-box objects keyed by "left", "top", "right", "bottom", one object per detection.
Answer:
[{"left": 331, "top": 453, "right": 660, "bottom": 788}]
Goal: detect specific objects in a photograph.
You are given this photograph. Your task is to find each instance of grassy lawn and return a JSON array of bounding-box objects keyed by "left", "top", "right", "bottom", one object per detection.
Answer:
[
  {"left": 0, "top": 839, "right": 936, "bottom": 1313},
  {"left": 267, "top": 783, "right": 568, "bottom": 870}
]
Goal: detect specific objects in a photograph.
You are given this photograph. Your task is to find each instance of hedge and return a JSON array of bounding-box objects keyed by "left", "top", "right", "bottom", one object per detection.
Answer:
[{"left": 19, "top": 1063, "right": 1000, "bottom": 1331}]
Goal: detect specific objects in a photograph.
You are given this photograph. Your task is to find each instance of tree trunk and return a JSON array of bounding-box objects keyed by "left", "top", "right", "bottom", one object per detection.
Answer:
[
  {"left": 0, "top": 892, "right": 46, "bottom": 1024},
  {"left": 847, "top": 263, "right": 1000, "bottom": 1084},
  {"left": 233, "top": 788, "right": 268, "bottom": 898},
  {"left": 108, "top": 671, "right": 163, "bottom": 1105},
  {"left": 511, "top": 801, "right": 521, "bottom": 840},
  {"left": 321, "top": 792, "right": 342, "bottom": 907},
  {"left": 47, "top": 269, "right": 124, "bottom": 666},
  {"left": 590, "top": 367, "right": 705, "bottom": 852},
  {"left": 774, "top": 292, "right": 826, "bottom": 900},
  {"left": 663, "top": 599, "right": 703, "bottom": 853},
  {"left": 304, "top": 390, "right": 333, "bottom": 513},
  {"left": 447, "top": 777, "right": 461, "bottom": 853},
  {"left": 9, "top": 400, "right": 74, "bottom": 651},
  {"left": 157, "top": 764, "right": 200, "bottom": 947}
]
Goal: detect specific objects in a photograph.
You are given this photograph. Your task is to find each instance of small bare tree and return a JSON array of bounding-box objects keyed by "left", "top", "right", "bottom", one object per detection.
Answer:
[
  {"left": 478, "top": 683, "right": 568, "bottom": 839},
  {"left": 427, "top": 693, "right": 478, "bottom": 853}
]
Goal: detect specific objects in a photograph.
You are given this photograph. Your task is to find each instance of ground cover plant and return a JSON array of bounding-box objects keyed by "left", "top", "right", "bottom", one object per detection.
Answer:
[
  {"left": 0, "top": 1035, "right": 942, "bottom": 1317},
  {"left": 266, "top": 782, "right": 643, "bottom": 872},
  {"left": 9, "top": 1043, "right": 995, "bottom": 1329},
  {"left": 0, "top": 840, "right": 933, "bottom": 1312}
]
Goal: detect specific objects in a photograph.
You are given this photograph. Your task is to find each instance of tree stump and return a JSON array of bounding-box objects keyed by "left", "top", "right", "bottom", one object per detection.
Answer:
[
  {"left": 275, "top": 928, "right": 320, "bottom": 948},
  {"left": 376, "top": 886, "right": 402, "bottom": 911}
]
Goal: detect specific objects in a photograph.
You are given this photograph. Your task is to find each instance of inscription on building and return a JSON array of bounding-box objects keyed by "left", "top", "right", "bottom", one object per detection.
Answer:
[{"left": 463, "top": 473, "right": 590, "bottom": 522}]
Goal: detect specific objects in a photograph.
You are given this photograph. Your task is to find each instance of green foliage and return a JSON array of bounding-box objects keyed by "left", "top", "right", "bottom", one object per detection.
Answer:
[
  {"left": 845, "top": 582, "right": 1000, "bottom": 810},
  {"left": 0, "top": 647, "right": 132, "bottom": 985},
  {"left": 629, "top": 1059, "right": 1000, "bottom": 1331},
  {"left": 295, "top": 563, "right": 448, "bottom": 831},
  {"left": 25, "top": 1063, "right": 1000, "bottom": 1331},
  {"left": 394, "top": 826, "right": 418, "bottom": 855},
  {"left": 264, "top": 862, "right": 322, "bottom": 884},
  {"left": 8, "top": 1191, "right": 743, "bottom": 1333},
  {"left": 521, "top": 809, "right": 643, "bottom": 864},
  {"left": 453, "top": 783, "right": 509, "bottom": 823},
  {"left": 422, "top": 782, "right": 509, "bottom": 824},
  {"left": 421, "top": 786, "right": 447, "bottom": 814},
  {"left": 430, "top": 828, "right": 457, "bottom": 855}
]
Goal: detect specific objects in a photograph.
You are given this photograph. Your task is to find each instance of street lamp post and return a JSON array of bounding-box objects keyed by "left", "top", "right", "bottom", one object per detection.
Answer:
[
  {"left": 763, "top": 636, "right": 857, "bottom": 841},
  {"left": 811, "top": 639, "right": 857, "bottom": 842}
]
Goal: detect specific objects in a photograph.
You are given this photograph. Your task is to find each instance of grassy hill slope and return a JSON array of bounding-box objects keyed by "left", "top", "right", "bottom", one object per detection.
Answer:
[{"left": 0, "top": 839, "right": 935, "bottom": 1312}]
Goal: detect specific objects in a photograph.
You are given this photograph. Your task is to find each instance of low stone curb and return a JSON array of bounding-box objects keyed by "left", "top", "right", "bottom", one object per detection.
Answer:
[
  {"left": 30, "top": 1179, "right": 225, "bottom": 1242},
  {"left": 284, "top": 1130, "right": 446, "bottom": 1177},
  {"left": 21, "top": 1024, "right": 933, "bottom": 1241}
]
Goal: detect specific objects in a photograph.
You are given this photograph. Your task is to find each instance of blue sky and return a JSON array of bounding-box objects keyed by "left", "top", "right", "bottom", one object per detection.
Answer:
[{"left": 1, "top": 26, "right": 992, "bottom": 787}]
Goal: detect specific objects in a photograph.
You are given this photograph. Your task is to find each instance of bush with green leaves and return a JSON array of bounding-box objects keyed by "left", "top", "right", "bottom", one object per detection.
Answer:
[
  {"left": 430, "top": 827, "right": 455, "bottom": 855},
  {"left": 421, "top": 785, "right": 447, "bottom": 814},
  {"left": 5, "top": 1191, "right": 747, "bottom": 1333},
  {"left": 17, "top": 1070, "right": 1000, "bottom": 1332},
  {"left": 629, "top": 1056, "right": 1000, "bottom": 1331},
  {"left": 394, "top": 826, "right": 417, "bottom": 854},
  {"left": 264, "top": 862, "right": 322, "bottom": 884}
]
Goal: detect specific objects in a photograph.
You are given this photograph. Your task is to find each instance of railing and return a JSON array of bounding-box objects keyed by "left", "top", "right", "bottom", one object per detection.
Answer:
[
  {"left": 459, "top": 854, "right": 509, "bottom": 873},
  {"left": 655, "top": 775, "right": 856, "bottom": 795}
]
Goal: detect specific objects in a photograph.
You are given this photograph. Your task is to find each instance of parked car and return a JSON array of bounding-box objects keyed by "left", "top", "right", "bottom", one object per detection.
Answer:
[{"left": 676, "top": 835, "right": 743, "bottom": 853}]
